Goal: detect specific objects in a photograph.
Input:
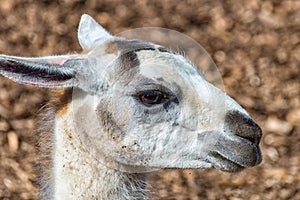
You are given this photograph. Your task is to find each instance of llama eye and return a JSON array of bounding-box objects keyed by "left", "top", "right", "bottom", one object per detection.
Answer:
[{"left": 138, "top": 90, "right": 168, "bottom": 105}]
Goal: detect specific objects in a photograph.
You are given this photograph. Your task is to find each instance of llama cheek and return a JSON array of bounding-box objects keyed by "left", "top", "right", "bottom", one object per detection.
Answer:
[{"left": 97, "top": 102, "right": 125, "bottom": 142}]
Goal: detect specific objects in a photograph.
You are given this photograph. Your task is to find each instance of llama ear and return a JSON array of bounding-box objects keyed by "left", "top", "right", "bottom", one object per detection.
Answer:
[
  {"left": 0, "top": 54, "right": 88, "bottom": 88},
  {"left": 78, "top": 14, "right": 113, "bottom": 50}
]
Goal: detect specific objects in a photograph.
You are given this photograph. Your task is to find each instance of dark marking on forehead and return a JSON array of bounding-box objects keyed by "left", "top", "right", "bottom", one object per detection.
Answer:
[
  {"left": 106, "top": 38, "right": 173, "bottom": 56},
  {"left": 118, "top": 51, "right": 140, "bottom": 74},
  {"left": 113, "top": 39, "right": 156, "bottom": 53},
  {"left": 157, "top": 46, "right": 171, "bottom": 53}
]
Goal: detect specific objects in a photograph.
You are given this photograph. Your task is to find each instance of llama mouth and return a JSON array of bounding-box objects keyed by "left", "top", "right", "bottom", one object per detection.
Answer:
[
  {"left": 204, "top": 134, "right": 262, "bottom": 172},
  {"left": 207, "top": 151, "right": 246, "bottom": 172}
]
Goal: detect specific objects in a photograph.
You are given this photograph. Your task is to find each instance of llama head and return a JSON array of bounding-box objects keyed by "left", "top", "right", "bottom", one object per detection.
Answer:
[{"left": 0, "top": 14, "right": 262, "bottom": 173}]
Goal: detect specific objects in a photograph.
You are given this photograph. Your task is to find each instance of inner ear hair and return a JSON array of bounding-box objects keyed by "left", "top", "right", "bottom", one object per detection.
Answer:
[{"left": 0, "top": 56, "right": 79, "bottom": 88}]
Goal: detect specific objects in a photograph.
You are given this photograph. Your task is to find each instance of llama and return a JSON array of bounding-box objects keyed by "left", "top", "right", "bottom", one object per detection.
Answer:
[{"left": 0, "top": 14, "right": 262, "bottom": 199}]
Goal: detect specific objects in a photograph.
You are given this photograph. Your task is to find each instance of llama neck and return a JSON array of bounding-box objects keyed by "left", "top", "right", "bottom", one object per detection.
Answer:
[{"left": 51, "top": 113, "right": 148, "bottom": 199}]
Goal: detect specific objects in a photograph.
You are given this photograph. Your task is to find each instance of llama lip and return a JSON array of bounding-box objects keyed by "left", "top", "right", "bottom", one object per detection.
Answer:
[
  {"left": 207, "top": 152, "right": 245, "bottom": 172},
  {"left": 194, "top": 130, "right": 261, "bottom": 172},
  {"left": 202, "top": 131, "right": 262, "bottom": 172}
]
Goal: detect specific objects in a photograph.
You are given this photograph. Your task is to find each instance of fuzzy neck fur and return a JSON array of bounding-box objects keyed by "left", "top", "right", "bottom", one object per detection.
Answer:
[{"left": 37, "top": 90, "right": 148, "bottom": 200}]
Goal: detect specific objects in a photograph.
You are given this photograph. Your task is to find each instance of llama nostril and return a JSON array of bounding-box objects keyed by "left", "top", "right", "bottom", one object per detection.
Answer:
[{"left": 225, "top": 111, "right": 262, "bottom": 145}]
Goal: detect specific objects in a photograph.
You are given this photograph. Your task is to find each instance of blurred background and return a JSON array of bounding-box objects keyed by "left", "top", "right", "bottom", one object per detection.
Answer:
[{"left": 0, "top": 0, "right": 299, "bottom": 199}]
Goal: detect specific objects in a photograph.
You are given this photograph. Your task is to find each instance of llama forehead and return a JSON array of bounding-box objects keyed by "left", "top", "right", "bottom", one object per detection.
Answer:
[
  {"left": 136, "top": 50, "right": 199, "bottom": 75},
  {"left": 136, "top": 50, "right": 205, "bottom": 91}
]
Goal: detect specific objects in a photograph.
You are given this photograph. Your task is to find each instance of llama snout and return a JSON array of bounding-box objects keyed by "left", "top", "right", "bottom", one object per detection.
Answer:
[{"left": 224, "top": 110, "right": 262, "bottom": 146}]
